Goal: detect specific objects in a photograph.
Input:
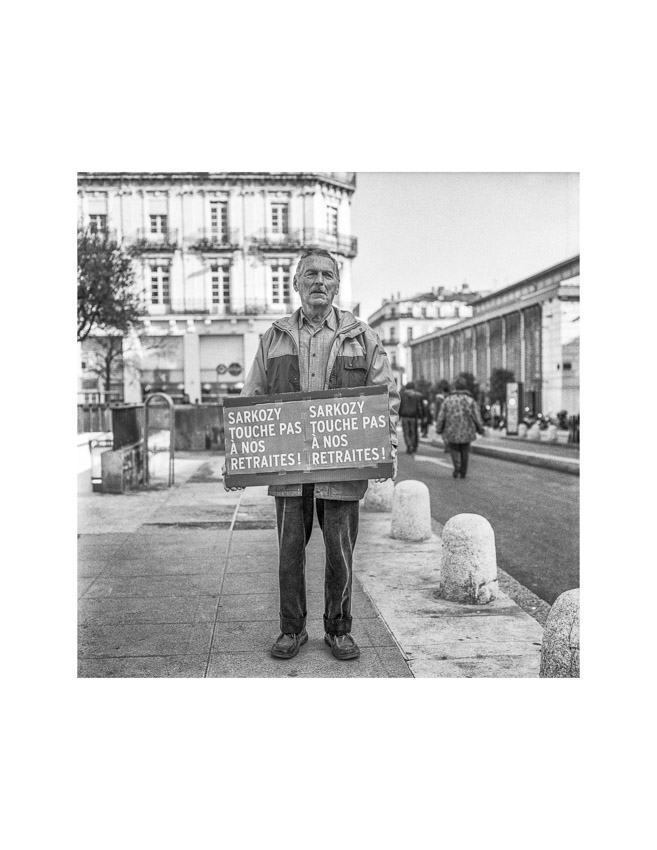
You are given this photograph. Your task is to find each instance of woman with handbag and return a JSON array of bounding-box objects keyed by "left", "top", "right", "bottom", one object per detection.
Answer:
[{"left": 435, "top": 376, "right": 486, "bottom": 478}]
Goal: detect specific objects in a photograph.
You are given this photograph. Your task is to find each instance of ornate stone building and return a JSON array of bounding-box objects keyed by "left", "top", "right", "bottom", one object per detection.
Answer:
[
  {"left": 407, "top": 256, "right": 580, "bottom": 415},
  {"left": 77, "top": 172, "right": 358, "bottom": 403}
]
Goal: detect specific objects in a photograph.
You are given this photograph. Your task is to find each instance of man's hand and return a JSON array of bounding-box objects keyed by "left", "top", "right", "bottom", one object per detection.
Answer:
[
  {"left": 373, "top": 447, "right": 397, "bottom": 483},
  {"left": 222, "top": 464, "right": 244, "bottom": 493}
]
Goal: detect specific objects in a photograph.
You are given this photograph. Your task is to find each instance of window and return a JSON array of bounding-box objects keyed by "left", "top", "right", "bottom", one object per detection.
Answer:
[
  {"left": 421, "top": 307, "right": 427, "bottom": 318},
  {"left": 150, "top": 263, "right": 170, "bottom": 305},
  {"left": 89, "top": 214, "right": 107, "bottom": 233},
  {"left": 407, "top": 327, "right": 414, "bottom": 341},
  {"left": 271, "top": 264, "right": 291, "bottom": 304},
  {"left": 563, "top": 362, "right": 572, "bottom": 371},
  {"left": 210, "top": 201, "right": 228, "bottom": 241},
  {"left": 326, "top": 204, "right": 338, "bottom": 236},
  {"left": 271, "top": 203, "right": 289, "bottom": 235},
  {"left": 211, "top": 264, "right": 230, "bottom": 305},
  {"left": 150, "top": 214, "right": 167, "bottom": 234},
  {"left": 390, "top": 326, "right": 396, "bottom": 342}
]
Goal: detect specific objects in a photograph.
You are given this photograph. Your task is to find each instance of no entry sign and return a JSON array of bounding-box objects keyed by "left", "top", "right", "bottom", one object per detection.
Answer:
[{"left": 223, "top": 386, "right": 393, "bottom": 487}]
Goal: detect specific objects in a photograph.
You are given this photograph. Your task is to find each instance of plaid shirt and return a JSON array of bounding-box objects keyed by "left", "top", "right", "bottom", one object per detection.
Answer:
[{"left": 298, "top": 306, "right": 338, "bottom": 392}]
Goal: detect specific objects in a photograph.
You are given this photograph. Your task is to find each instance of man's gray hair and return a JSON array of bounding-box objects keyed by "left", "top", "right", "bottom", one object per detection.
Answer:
[{"left": 293, "top": 249, "right": 340, "bottom": 286}]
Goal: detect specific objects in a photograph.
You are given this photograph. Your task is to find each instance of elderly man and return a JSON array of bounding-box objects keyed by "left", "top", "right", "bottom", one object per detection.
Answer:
[{"left": 232, "top": 248, "right": 400, "bottom": 661}]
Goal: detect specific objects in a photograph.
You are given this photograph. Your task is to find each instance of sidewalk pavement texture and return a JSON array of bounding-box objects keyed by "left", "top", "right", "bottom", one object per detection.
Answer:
[
  {"left": 78, "top": 452, "right": 544, "bottom": 678},
  {"left": 430, "top": 429, "right": 580, "bottom": 476}
]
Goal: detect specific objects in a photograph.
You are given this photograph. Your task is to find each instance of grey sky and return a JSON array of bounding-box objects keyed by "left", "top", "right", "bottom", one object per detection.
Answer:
[{"left": 350, "top": 172, "right": 579, "bottom": 321}]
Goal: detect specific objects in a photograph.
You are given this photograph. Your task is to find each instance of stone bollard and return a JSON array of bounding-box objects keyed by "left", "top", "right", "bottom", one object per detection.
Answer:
[
  {"left": 363, "top": 478, "right": 394, "bottom": 512},
  {"left": 540, "top": 589, "right": 580, "bottom": 678},
  {"left": 391, "top": 480, "right": 432, "bottom": 541},
  {"left": 545, "top": 424, "right": 558, "bottom": 442},
  {"left": 518, "top": 423, "right": 528, "bottom": 438},
  {"left": 527, "top": 423, "right": 541, "bottom": 441},
  {"left": 440, "top": 513, "right": 501, "bottom": 604}
]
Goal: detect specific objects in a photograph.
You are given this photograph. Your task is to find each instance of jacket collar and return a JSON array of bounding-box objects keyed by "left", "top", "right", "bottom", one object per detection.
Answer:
[{"left": 274, "top": 306, "right": 363, "bottom": 339}]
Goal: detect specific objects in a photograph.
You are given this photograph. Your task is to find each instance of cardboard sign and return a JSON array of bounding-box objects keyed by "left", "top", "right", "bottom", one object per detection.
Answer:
[{"left": 223, "top": 386, "right": 393, "bottom": 488}]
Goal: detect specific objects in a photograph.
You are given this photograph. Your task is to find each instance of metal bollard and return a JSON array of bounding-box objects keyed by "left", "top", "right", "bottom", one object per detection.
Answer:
[
  {"left": 391, "top": 480, "right": 432, "bottom": 541},
  {"left": 440, "top": 513, "right": 501, "bottom": 604},
  {"left": 540, "top": 589, "right": 580, "bottom": 678},
  {"left": 363, "top": 479, "right": 394, "bottom": 512}
]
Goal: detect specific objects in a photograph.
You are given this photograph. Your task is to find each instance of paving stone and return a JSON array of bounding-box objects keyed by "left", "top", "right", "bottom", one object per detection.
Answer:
[
  {"left": 78, "top": 655, "right": 208, "bottom": 678},
  {"left": 78, "top": 623, "right": 213, "bottom": 658},
  {"left": 83, "top": 574, "right": 224, "bottom": 598},
  {"left": 375, "top": 647, "right": 414, "bottom": 677},
  {"left": 78, "top": 595, "right": 218, "bottom": 626},
  {"left": 206, "top": 647, "right": 392, "bottom": 678}
]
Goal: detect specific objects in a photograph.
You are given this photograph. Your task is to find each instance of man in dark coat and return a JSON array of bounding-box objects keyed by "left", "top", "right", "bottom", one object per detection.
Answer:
[{"left": 399, "top": 381, "right": 424, "bottom": 454}]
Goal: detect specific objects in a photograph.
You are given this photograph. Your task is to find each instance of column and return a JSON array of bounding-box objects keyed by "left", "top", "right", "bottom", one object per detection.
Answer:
[
  {"left": 486, "top": 322, "right": 491, "bottom": 388},
  {"left": 502, "top": 315, "right": 507, "bottom": 369},
  {"left": 183, "top": 330, "right": 201, "bottom": 403},
  {"left": 519, "top": 311, "right": 526, "bottom": 384},
  {"left": 123, "top": 329, "right": 143, "bottom": 403}
]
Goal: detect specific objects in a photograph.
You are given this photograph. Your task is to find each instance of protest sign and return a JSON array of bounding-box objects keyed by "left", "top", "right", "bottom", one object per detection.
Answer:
[{"left": 223, "top": 386, "right": 393, "bottom": 487}]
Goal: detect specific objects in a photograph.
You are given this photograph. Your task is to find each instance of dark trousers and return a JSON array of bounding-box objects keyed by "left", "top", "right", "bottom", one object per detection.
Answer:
[
  {"left": 402, "top": 417, "right": 419, "bottom": 453},
  {"left": 448, "top": 442, "right": 471, "bottom": 476},
  {"left": 274, "top": 484, "right": 359, "bottom": 636}
]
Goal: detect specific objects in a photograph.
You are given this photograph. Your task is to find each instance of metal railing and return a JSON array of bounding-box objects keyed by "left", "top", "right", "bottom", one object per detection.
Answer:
[
  {"left": 301, "top": 229, "right": 358, "bottom": 257},
  {"left": 186, "top": 228, "right": 240, "bottom": 251},
  {"left": 250, "top": 229, "right": 303, "bottom": 250},
  {"left": 78, "top": 404, "right": 111, "bottom": 433},
  {"left": 130, "top": 229, "right": 179, "bottom": 251}
]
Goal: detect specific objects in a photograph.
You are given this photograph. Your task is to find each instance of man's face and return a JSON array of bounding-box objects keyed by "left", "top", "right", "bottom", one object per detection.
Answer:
[{"left": 295, "top": 255, "right": 339, "bottom": 314}]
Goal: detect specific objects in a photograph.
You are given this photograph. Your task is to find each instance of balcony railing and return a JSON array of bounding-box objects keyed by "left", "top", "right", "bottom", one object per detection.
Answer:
[
  {"left": 301, "top": 229, "right": 358, "bottom": 258},
  {"left": 250, "top": 229, "right": 304, "bottom": 251},
  {"left": 186, "top": 228, "right": 240, "bottom": 252},
  {"left": 130, "top": 228, "right": 179, "bottom": 252},
  {"left": 248, "top": 228, "right": 358, "bottom": 258}
]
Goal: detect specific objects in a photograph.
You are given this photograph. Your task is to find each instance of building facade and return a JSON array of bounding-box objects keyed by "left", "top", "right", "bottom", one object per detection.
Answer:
[
  {"left": 407, "top": 256, "right": 580, "bottom": 416},
  {"left": 77, "top": 172, "right": 358, "bottom": 403},
  {"left": 366, "top": 284, "right": 485, "bottom": 383}
]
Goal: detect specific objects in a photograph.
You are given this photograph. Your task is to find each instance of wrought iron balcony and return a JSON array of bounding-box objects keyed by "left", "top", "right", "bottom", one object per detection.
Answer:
[
  {"left": 250, "top": 229, "right": 304, "bottom": 251},
  {"left": 186, "top": 228, "right": 240, "bottom": 252},
  {"left": 130, "top": 228, "right": 178, "bottom": 252},
  {"left": 84, "top": 226, "right": 118, "bottom": 242},
  {"left": 301, "top": 229, "right": 358, "bottom": 258}
]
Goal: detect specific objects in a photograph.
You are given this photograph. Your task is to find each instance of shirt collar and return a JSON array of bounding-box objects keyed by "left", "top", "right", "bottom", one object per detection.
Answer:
[{"left": 299, "top": 306, "right": 337, "bottom": 331}]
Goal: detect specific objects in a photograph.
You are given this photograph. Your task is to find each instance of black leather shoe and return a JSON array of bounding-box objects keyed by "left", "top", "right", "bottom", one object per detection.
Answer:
[
  {"left": 324, "top": 632, "right": 360, "bottom": 660},
  {"left": 460, "top": 472, "right": 466, "bottom": 478},
  {"left": 452, "top": 469, "right": 459, "bottom": 478},
  {"left": 271, "top": 628, "right": 308, "bottom": 659}
]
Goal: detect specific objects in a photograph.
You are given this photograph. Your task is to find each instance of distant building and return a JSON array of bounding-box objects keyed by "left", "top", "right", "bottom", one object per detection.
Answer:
[
  {"left": 367, "top": 284, "right": 487, "bottom": 382},
  {"left": 407, "top": 256, "right": 580, "bottom": 415},
  {"left": 77, "top": 172, "right": 358, "bottom": 403}
]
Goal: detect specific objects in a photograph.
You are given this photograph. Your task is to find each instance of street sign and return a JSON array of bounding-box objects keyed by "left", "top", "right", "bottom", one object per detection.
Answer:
[
  {"left": 223, "top": 386, "right": 393, "bottom": 488},
  {"left": 228, "top": 362, "right": 242, "bottom": 376},
  {"left": 216, "top": 364, "right": 227, "bottom": 375}
]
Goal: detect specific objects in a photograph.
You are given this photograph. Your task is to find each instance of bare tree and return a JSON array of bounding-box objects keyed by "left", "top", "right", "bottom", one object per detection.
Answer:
[{"left": 77, "top": 227, "right": 144, "bottom": 342}]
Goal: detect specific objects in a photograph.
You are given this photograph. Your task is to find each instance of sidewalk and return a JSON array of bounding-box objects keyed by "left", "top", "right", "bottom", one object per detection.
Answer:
[{"left": 78, "top": 453, "right": 543, "bottom": 678}]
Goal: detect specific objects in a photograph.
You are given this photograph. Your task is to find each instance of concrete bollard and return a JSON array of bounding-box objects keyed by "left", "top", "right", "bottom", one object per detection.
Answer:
[
  {"left": 440, "top": 513, "right": 501, "bottom": 604},
  {"left": 527, "top": 423, "right": 541, "bottom": 441},
  {"left": 391, "top": 480, "right": 432, "bottom": 541},
  {"left": 545, "top": 424, "right": 558, "bottom": 442},
  {"left": 518, "top": 423, "right": 528, "bottom": 438},
  {"left": 363, "top": 478, "right": 394, "bottom": 512},
  {"left": 540, "top": 589, "right": 580, "bottom": 678}
]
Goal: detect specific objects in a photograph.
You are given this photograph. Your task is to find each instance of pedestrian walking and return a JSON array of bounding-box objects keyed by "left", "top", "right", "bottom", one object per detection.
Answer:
[
  {"left": 226, "top": 248, "right": 400, "bottom": 661},
  {"left": 435, "top": 375, "right": 485, "bottom": 478},
  {"left": 420, "top": 397, "right": 431, "bottom": 437},
  {"left": 399, "top": 381, "right": 424, "bottom": 454}
]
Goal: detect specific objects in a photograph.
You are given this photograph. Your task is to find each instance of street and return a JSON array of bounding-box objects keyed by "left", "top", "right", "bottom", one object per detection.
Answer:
[{"left": 396, "top": 438, "right": 579, "bottom": 605}]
